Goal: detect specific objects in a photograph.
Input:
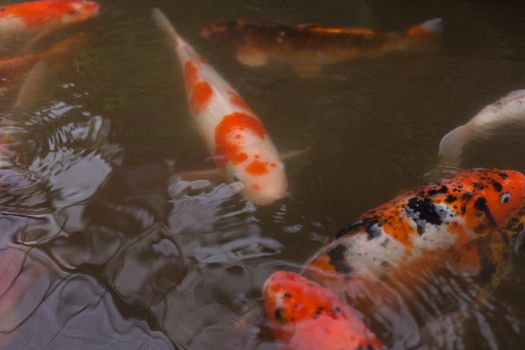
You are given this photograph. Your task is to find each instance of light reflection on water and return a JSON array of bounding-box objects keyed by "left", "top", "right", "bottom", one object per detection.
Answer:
[{"left": 0, "top": 0, "right": 524, "bottom": 349}]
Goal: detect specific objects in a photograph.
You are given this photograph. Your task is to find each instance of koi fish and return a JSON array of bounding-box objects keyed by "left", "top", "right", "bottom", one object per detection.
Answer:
[
  {"left": 152, "top": 8, "right": 287, "bottom": 205},
  {"left": 0, "top": 31, "right": 93, "bottom": 72},
  {"left": 263, "top": 271, "right": 384, "bottom": 350},
  {"left": 304, "top": 169, "right": 525, "bottom": 304},
  {"left": 438, "top": 90, "right": 525, "bottom": 166},
  {"left": 0, "top": 0, "right": 99, "bottom": 49},
  {"left": 201, "top": 18, "right": 443, "bottom": 77}
]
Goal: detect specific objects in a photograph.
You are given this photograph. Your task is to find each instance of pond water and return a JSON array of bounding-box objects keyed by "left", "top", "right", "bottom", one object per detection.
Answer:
[{"left": 1, "top": 0, "right": 525, "bottom": 349}]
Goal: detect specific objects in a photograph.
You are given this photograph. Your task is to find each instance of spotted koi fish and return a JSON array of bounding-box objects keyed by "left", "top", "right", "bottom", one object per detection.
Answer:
[
  {"left": 263, "top": 271, "right": 384, "bottom": 350},
  {"left": 305, "top": 169, "right": 525, "bottom": 303},
  {"left": 0, "top": 0, "right": 99, "bottom": 49},
  {"left": 153, "top": 9, "right": 287, "bottom": 205},
  {"left": 201, "top": 18, "right": 442, "bottom": 77}
]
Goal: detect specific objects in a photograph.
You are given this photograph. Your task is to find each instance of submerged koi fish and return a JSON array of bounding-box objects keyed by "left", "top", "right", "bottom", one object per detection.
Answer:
[
  {"left": 153, "top": 9, "right": 287, "bottom": 205},
  {"left": 305, "top": 169, "right": 525, "bottom": 301},
  {"left": 439, "top": 90, "right": 525, "bottom": 166},
  {"left": 0, "top": 31, "right": 93, "bottom": 72},
  {"left": 263, "top": 271, "right": 383, "bottom": 350},
  {"left": 0, "top": 0, "right": 99, "bottom": 48},
  {"left": 201, "top": 18, "right": 442, "bottom": 77}
]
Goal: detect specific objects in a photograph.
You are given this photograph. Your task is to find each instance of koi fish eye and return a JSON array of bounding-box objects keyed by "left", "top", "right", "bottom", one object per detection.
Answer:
[
  {"left": 232, "top": 173, "right": 241, "bottom": 182},
  {"left": 501, "top": 192, "right": 511, "bottom": 204}
]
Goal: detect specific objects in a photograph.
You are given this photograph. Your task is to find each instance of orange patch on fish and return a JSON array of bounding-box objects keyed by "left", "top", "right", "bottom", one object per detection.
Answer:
[
  {"left": 184, "top": 60, "right": 199, "bottom": 88},
  {"left": 190, "top": 80, "right": 213, "bottom": 114},
  {"left": 215, "top": 112, "right": 266, "bottom": 166},
  {"left": 252, "top": 184, "right": 261, "bottom": 191},
  {"left": 305, "top": 25, "right": 377, "bottom": 37},
  {"left": 0, "top": 0, "right": 99, "bottom": 30},
  {"left": 246, "top": 159, "right": 269, "bottom": 176}
]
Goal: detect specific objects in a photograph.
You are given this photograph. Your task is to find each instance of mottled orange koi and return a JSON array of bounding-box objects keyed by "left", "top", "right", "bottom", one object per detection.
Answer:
[
  {"left": 263, "top": 271, "right": 384, "bottom": 350},
  {"left": 305, "top": 169, "right": 525, "bottom": 304}
]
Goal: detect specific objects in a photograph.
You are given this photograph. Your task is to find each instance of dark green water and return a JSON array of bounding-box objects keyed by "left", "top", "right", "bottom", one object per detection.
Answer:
[{"left": 0, "top": 0, "right": 525, "bottom": 349}]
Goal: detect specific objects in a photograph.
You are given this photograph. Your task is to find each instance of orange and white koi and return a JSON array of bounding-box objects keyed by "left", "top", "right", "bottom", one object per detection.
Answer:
[
  {"left": 0, "top": 0, "right": 99, "bottom": 48},
  {"left": 201, "top": 18, "right": 442, "bottom": 77},
  {"left": 153, "top": 9, "right": 287, "bottom": 205},
  {"left": 263, "top": 271, "right": 384, "bottom": 350},
  {"left": 305, "top": 169, "right": 525, "bottom": 300}
]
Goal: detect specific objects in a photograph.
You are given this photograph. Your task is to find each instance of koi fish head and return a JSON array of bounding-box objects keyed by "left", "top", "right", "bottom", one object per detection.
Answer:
[
  {"left": 215, "top": 112, "right": 287, "bottom": 206},
  {"left": 263, "top": 271, "right": 383, "bottom": 350},
  {"left": 224, "top": 150, "right": 288, "bottom": 206},
  {"left": 0, "top": 0, "right": 100, "bottom": 32},
  {"left": 458, "top": 169, "right": 525, "bottom": 227}
]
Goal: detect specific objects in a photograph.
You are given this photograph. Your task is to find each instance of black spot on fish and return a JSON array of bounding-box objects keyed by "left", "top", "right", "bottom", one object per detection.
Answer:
[
  {"left": 275, "top": 308, "right": 285, "bottom": 322},
  {"left": 491, "top": 180, "right": 503, "bottom": 192},
  {"left": 366, "top": 224, "right": 383, "bottom": 240},
  {"left": 316, "top": 306, "right": 324, "bottom": 315},
  {"left": 284, "top": 292, "right": 292, "bottom": 299},
  {"left": 474, "top": 197, "right": 497, "bottom": 227},
  {"left": 474, "top": 183, "right": 485, "bottom": 190},
  {"left": 407, "top": 197, "right": 443, "bottom": 231},
  {"left": 499, "top": 172, "right": 509, "bottom": 179},
  {"left": 328, "top": 244, "right": 352, "bottom": 274},
  {"left": 446, "top": 195, "right": 457, "bottom": 203},
  {"left": 463, "top": 192, "right": 473, "bottom": 200}
]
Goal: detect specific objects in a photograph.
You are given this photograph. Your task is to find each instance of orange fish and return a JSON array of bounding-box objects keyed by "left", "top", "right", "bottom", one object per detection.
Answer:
[
  {"left": 0, "top": 0, "right": 99, "bottom": 49},
  {"left": 153, "top": 9, "right": 287, "bottom": 205},
  {"left": 201, "top": 18, "right": 442, "bottom": 77},
  {"left": 305, "top": 169, "right": 525, "bottom": 303},
  {"left": 263, "top": 271, "right": 384, "bottom": 350}
]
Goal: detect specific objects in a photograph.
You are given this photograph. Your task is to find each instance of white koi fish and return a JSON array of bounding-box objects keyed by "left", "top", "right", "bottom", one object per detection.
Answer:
[
  {"left": 438, "top": 90, "right": 525, "bottom": 165},
  {"left": 152, "top": 8, "right": 287, "bottom": 205}
]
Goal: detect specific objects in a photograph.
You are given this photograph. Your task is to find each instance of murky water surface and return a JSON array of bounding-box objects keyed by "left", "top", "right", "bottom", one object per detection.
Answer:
[{"left": 1, "top": 0, "right": 525, "bottom": 349}]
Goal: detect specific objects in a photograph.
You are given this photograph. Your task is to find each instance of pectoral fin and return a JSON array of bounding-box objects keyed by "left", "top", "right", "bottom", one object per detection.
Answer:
[
  {"left": 237, "top": 46, "right": 268, "bottom": 67},
  {"left": 280, "top": 147, "right": 310, "bottom": 161}
]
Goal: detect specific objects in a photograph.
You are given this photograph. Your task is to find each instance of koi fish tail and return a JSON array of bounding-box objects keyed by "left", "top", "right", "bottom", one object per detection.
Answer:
[{"left": 406, "top": 18, "right": 443, "bottom": 39}]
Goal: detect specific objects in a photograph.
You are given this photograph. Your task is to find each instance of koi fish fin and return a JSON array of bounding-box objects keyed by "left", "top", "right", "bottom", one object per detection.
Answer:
[
  {"left": 437, "top": 124, "right": 472, "bottom": 167},
  {"left": 11, "top": 61, "right": 55, "bottom": 115},
  {"left": 236, "top": 46, "right": 268, "bottom": 67},
  {"left": 292, "top": 64, "right": 323, "bottom": 79},
  {"left": 280, "top": 147, "right": 310, "bottom": 161},
  {"left": 406, "top": 18, "right": 443, "bottom": 38}
]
